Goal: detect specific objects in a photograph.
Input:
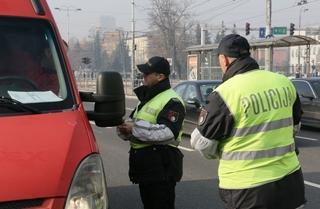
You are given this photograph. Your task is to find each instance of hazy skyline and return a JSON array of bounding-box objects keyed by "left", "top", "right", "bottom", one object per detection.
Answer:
[{"left": 47, "top": 0, "right": 320, "bottom": 40}]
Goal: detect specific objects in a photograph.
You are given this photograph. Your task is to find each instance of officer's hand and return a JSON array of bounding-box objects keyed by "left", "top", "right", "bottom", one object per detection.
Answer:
[{"left": 117, "top": 122, "right": 133, "bottom": 135}]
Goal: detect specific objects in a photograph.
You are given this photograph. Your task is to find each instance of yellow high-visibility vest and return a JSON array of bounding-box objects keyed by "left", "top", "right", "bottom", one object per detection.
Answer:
[
  {"left": 215, "top": 70, "right": 300, "bottom": 189},
  {"left": 131, "top": 89, "right": 184, "bottom": 149}
]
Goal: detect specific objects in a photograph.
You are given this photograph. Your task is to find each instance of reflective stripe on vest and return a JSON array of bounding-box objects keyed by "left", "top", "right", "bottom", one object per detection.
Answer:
[
  {"left": 131, "top": 89, "right": 184, "bottom": 149},
  {"left": 230, "top": 117, "right": 293, "bottom": 138},
  {"left": 221, "top": 143, "right": 295, "bottom": 160},
  {"left": 215, "top": 70, "right": 300, "bottom": 189}
]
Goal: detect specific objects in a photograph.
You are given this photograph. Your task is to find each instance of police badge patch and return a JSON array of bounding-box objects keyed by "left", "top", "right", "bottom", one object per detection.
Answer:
[
  {"left": 167, "top": 110, "right": 179, "bottom": 122},
  {"left": 198, "top": 108, "right": 208, "bottom": 125}
]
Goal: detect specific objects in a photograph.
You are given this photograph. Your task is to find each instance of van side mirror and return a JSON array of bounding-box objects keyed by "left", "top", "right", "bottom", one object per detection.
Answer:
[{"left": 80, "top": 71, "right": 125, "bottom": 127}]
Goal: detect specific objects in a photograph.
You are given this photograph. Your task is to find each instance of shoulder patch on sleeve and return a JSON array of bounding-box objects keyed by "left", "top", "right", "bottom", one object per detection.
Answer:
[
  {"left": 198, "top": 108, "right": 208, "bottom": 126},
  {"left": 167, "top": 110, "right": 179, "bottom": 122}
]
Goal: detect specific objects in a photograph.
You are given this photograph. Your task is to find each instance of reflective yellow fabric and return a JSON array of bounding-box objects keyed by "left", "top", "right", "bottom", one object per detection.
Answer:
[
  {"left": 215, "top": 70, "right": 300, "bottom": 189},
  {"left": 131, "top": 89, "right": 184, "bottom": 149}
]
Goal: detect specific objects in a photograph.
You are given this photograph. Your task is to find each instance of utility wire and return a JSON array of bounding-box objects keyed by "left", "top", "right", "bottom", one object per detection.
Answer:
[
  {"left": 189, "top": 0, "right": 214, "bottom": 9},
  {"left": 201, "top": 0, "right": 248, "bottom": 23},
  {"left": 197, "top": 0, "right": 237, "bottom": 16},
  {"left": 224, "top": 0, "right": 320, "bottom": 25}
]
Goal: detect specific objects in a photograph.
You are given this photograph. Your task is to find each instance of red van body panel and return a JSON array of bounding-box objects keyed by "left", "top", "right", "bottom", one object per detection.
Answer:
[
  {"left": 0, "top": 0, "right": 105, "bottom": 208},
  {"left": 0, "top": 1, "right": 41, "bottom": 18},
  {"left": 0, "top": 109, "right": 96, "bottom": 201}
]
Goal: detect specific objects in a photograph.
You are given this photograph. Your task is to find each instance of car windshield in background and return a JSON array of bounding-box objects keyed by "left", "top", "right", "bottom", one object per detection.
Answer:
[
  {"left": 311, "top": 80, "right": 320, "bottom": 97},
  {"left": 0, "top": 18, "right": 74, "bottom": 114}
]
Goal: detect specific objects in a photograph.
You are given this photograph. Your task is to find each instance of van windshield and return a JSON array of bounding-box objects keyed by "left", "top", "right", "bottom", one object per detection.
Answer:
[{"left": 0, "top": 18, "right": 74, "bottom": 114}]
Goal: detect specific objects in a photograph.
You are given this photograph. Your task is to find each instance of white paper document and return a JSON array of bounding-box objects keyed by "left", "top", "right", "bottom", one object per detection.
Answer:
[{"left": 8, "top": 91, "right": 63, "bottom": 103}]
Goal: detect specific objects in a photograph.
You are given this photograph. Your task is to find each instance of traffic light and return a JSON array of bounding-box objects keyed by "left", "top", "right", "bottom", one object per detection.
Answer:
[
  {"left": 245, "top": 22, "right": 250, "bottom": 36},
  {"left": 289, "top": 23, "right": 295, "bottom": 36}
]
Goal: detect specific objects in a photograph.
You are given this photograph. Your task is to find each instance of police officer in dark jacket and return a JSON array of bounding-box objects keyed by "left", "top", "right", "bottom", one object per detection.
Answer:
[
  {"left": 191, "top": 34, "right": 306, "bottom": 209},
  {"left": 117, "top": 56, "right": 185, "bottom": 209}
]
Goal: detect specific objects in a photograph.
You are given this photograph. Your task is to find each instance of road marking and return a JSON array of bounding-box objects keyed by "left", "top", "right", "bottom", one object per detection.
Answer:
[
  {"left": 178, "top": 146, "right": 194, "bottom": 152},
  {"left": 296, "top": 136, "right": 319, "bottom": 141},
  {"left": 126, "top": 107, "right": 134, "bottom": 111},
  {"left": 304, "top": 180, "right": 320, "bottom": 189},
  {"left": 90, "top": 120, "right": 320, "bottom": 189}
]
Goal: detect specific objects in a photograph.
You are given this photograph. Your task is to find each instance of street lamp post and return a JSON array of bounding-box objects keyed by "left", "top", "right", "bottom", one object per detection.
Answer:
[
  {"left": 265, "top": 0, "right": 273, "bottom": 71},
  {"left": 297, "top": 0, "right": 308, "bottom": 76},
  {"left": 55, "top": 6, "right": 82, "bottom": 44},
  {"left": 131, "top": 0, "right": 136, "bottom": 90}
]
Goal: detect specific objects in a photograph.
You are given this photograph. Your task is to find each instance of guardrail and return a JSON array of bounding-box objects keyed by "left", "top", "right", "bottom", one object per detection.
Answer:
[{"left": 77, "top": 78, "right": 180, "bottom": 96}]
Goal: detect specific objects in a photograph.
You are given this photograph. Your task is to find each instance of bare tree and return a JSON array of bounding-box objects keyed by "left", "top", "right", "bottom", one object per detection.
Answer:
[{"left": 148, "top": 0, "right": 194, "bottom": 79}]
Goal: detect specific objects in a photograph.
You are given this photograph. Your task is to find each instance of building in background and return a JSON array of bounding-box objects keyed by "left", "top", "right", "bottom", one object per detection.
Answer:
[
  {"left": 254, "top": 48, "right": 290, "bottom": 74},
  {"left": 126, "top": 32, "right": 164, "bottom": 65},
  {"left": 186, "top": 35, "right": 320, "bottom": 80},
  {"left": 101, "top": 31, "right": 121, "bottom": 57},
  {"left": 290, "top": 32, "right": 320, "bottom": 77},
  {"left": 99, "top": 16, "right": 116, "bottom": 32}
]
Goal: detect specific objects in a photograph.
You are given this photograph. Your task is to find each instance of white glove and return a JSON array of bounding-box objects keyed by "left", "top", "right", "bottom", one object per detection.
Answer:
[{"left": 190, "top": 128, "right": 219, "bottom": 159}]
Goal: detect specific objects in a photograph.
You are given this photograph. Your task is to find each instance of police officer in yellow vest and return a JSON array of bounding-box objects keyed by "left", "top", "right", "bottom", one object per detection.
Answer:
[
  {"left": 117, "top": 56, "right": 185, "bottom": 209},
  {"left": 191, "top": 34, "right": 306, "bottom": 209}
]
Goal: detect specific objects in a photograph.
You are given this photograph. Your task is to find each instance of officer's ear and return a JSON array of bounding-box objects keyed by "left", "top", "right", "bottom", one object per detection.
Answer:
[
  {"left": 156, "top": 73, "right": 166, "bottom": 81},
  {"left": 218, "top": 54, "right": 229, "bottom": 72}
]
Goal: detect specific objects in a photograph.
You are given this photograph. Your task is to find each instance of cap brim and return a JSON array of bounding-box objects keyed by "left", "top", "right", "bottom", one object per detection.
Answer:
[{"left": 137, "top": 64, "right": 152, "bottom": 74}]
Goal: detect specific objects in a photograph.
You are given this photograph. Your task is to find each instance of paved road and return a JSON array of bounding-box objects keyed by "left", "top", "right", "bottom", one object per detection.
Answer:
[{"left": 86, "top": 98, "right": 320, "bottom": 209}]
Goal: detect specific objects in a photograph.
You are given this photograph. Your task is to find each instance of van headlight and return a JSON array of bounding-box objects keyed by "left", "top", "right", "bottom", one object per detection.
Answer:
[{"left": 64, "top": 154, "right": 108, "bottom": 209}]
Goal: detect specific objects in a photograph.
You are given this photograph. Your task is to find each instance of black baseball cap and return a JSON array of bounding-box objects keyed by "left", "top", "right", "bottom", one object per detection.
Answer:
[
  {"left": 137, "top": 56, "right": 170, "bottom": 76},
  {"left": 217, "top": 34, "right": 251, "bottom": 58}
]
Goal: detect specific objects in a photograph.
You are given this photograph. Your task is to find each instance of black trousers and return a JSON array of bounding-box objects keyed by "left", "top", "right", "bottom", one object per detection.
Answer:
[
  {"left": 139, "top": 181, "right": 176, "bottom": 209},
  {"left": 219, "top": 168, "right": 306, "bottom": 209}
]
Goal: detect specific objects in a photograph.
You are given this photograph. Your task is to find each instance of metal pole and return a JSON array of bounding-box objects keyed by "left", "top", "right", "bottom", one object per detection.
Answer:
[
  {"left": 297, "top": 0, "right": 308, "bottom": 77},
  {"left": 54, "top": 6, "right": 81, "bottom": 44},
  {"left": 131, "top": 0, "right": 136, "bottom": 90},
  {"left": 265, "top": 0, "right": 273, "bottom": 71},
  {"left": 201, "top": 25, "right": 206, "bottom": 46},
  {"left": 298, "top": 7, "right": 308, "bottom": 76},
  {"left": 306, "top": 44, "right": 311, "bottom": 76},
  {"left": 67, "top": 8, "right": 70, "bottom": 44},
  {"left": 118, "top": 30, "right": 128, "bottom": 94},
  {"left": 298, "top": 7, "right": 302, "bottom": 75}
]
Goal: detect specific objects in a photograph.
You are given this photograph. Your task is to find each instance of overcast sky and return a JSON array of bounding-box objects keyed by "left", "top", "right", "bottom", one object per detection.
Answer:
[{"left": 47, "top": 0, "right": 320, "bottom": 40}]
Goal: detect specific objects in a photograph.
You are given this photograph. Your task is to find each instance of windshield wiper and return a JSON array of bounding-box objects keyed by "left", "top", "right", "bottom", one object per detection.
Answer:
[{"left": 0, "top": 96, "right": 41, "bottom": 114}]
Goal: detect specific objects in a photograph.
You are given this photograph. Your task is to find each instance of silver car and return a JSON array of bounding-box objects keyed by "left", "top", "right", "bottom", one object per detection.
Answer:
[
  {"left": 173, "top": 80, "right": 222, "bottom": 135},
  {"left": 292, "top": 78, "right": 320, "bottom": 128}
]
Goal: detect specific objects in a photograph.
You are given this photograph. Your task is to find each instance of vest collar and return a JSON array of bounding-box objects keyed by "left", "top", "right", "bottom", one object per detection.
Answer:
[
  {"left": 134, "top": 78, "right": 171, "bottom": 103},
  {"left": 222, "top": 56, "right": 260, "bottom": 82}
]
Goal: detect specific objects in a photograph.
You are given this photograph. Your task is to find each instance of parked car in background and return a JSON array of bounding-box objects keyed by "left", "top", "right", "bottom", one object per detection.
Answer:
[
  {"left": 173, "top": 80, "right": 222, "bottom": 135},
  {"left": 291, "top": 78, "right": 320, "bottom": 128}
]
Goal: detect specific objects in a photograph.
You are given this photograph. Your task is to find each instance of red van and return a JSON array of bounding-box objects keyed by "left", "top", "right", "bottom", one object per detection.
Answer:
[{"left": 0, "top": 0, "right": 125, "bottom": 208}]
